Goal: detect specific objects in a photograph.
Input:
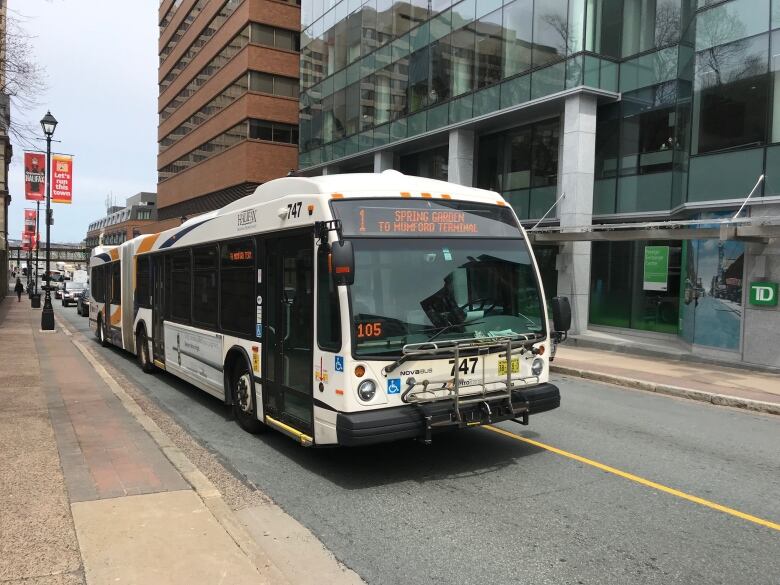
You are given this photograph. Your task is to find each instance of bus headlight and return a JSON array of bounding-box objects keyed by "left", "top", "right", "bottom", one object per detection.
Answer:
[
  {"left": 357, "top": 379, "right": 377, "bottom": 402},
  {"left": 531, "top": 358, "right": 544, "bottom": 376}
]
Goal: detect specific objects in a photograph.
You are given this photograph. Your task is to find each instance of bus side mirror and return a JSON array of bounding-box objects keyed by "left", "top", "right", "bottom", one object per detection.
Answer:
[
  {"left": 550, "top": 296, "right": 571, "bottom": 334},
  {"left": 331, "top": 240, "right": 354, "bottom": 286}
]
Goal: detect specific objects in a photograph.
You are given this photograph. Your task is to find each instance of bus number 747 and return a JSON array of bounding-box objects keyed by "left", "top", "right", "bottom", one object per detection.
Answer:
[{"left": 450, "top": 357, "right": 478, "bottom": 376}]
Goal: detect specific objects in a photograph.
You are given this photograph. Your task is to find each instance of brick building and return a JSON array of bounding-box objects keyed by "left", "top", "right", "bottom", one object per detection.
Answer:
[
  {"left": 84, "top": 193, "right": 158, "bottom": 252},
  {"left": 156, "top": 0, "right": 301, "bottom": 226}
]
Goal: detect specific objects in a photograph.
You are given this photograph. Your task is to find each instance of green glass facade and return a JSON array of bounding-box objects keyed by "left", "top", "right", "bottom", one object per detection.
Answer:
[
  {"left": 299, "top": 0, "right": 780, "bottom": 351},
  {"left": 300, "top": 0, "right": 780, "bottom": 217}
]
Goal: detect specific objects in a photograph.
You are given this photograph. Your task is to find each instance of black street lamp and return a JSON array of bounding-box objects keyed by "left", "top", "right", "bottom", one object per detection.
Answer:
[{"left": 40, "top": 111, "right": 58, "bottom": 331}]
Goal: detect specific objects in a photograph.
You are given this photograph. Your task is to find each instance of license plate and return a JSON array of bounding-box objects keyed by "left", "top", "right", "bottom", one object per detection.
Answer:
[{"left": 498, "top": 358, "right": 520, "bottom": 375}]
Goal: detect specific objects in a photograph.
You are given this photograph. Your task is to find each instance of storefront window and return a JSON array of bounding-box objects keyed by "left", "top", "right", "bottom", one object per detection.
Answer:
[
  {"left": 590, "top": 240, "right": 681, "bottom": 335},
  {"left": 679, "top": 218, "right": 745, "bottom": 351}
]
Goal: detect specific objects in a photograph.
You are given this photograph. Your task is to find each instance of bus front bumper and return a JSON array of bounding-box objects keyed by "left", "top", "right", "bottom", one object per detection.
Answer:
[{"left": 336, "top": 383, "right": 560, "bottom": 446}]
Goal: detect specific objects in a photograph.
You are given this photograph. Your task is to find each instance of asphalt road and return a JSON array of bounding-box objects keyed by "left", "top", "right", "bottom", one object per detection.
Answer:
[{"left": 56, "top": 304, "right": 780, "bottom": 585}]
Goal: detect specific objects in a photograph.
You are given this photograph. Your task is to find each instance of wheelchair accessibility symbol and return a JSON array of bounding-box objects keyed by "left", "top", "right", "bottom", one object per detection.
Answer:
[{"left": 387, "top": 379, "right": 401, "bottom": 395}]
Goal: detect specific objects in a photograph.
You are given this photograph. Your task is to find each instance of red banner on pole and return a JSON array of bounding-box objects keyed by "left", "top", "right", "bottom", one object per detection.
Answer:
[
  {"left": 24, "top": 152, "right": 45, "bottom": 201},
  {"left": 21, "top": 232, "right": 37, "bottom": 251},
  {"left": 51, "top": 154, "right": 73, "bottom": 204},
  {"left": 24, "top": 209, "right": 37, "bottom": 234}
]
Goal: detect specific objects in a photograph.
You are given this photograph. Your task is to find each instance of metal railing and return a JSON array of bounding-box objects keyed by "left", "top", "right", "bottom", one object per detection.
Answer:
[{"left": 396, "top": 335, "right": 542, "bottom": 424}]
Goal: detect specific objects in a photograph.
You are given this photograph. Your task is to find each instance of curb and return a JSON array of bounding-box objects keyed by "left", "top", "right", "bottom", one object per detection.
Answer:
[
  {"left": 54, "top": 315, "right": 291, "bottom": 585},
  {"left": 551, "top": 364, "right": 780, "bottom": 416}
]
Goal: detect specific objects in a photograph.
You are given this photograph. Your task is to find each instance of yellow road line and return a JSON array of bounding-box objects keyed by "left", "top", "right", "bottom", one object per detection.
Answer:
[{"left": 483, "top": 424, "right": 780, "bottom": 532}]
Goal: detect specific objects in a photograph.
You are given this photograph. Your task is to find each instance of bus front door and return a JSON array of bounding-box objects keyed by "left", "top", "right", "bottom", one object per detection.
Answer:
[{"left": 264, "top": 234, "right": 314, "bottom": 435}]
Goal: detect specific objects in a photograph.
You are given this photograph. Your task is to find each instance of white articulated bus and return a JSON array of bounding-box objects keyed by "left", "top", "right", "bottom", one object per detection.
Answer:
[{"left": 89, "top": 171, "right": 569, "bottom": 446}]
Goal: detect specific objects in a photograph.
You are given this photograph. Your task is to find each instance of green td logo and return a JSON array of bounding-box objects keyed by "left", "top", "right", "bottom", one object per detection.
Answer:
[{"left": 749, "top": 282, "right": 778, "bottom": 307}]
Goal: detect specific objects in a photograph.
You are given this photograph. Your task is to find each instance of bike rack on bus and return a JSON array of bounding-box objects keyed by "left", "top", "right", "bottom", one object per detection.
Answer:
[{"left": 393, "top": 335, "right": 542, "bottom": 442}]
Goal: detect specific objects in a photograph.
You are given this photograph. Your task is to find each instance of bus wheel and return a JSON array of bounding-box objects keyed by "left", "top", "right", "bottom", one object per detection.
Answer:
[
  {"left": 136, "top": 329, "right": 154, "bottom": 374},
  {"left": 231, "top": 361, "right": 265, "bottom": 434},
  {"left": 97, "top": 316, "right": 109, "bottom": 347}
]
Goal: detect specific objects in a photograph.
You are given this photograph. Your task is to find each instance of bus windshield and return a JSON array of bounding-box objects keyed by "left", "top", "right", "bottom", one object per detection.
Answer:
[{"left": 348, "top": 238, "right": 546, "bottom": 357}]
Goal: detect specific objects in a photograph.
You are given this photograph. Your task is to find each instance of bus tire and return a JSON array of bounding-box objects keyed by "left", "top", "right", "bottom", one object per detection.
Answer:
[
  {"left": 136, "top": 328, "right": 154, "bottom": 374},
  {"left": 97, "top": 315, "right": 109, "bottom": 347},
  {"left": 230, "top": 359, "right": 265, "bottom": 434}
]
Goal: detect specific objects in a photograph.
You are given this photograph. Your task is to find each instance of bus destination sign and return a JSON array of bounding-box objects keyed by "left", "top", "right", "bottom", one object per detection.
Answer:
[
  {"left": 366, "top": 208, "right": 479, "bottom": 235},
  {"left": 332, "top": 199, "right": 521, "bottom": 238}
]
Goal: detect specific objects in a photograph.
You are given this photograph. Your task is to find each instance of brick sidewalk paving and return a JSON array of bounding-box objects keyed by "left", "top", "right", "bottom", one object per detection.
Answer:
[
  {"left": 36, "top": 326, "right": 188, "bottom": 501},
  {"left": 0, "top": 297, "right": 268, "bottom": 585}
]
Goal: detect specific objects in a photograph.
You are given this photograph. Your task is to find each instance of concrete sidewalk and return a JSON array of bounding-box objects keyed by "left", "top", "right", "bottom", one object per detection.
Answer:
[
  {"left": 553, "top": 345, "right": 780, "bottom": 415},
  {"left": 0, "top": 296, "right": 365, "bottom": 585}
]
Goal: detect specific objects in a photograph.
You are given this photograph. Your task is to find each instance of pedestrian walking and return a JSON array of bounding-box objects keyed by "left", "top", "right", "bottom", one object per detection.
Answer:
[{"left": 14, "top": 277, "right": 24, "bottom": 302}]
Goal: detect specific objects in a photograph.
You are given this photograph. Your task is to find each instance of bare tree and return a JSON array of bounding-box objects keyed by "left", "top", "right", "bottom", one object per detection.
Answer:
[{"left": 1, "top": 9, "right": 46, "bottom": 146}]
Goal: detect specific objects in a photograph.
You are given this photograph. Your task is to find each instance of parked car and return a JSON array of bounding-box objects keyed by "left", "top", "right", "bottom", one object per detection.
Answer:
[
  {"left": 62, "top": 283, "right": 87, "bottom": 307},
  {"left": 75, "top": 287, "right": 90, "bottom": 316}
]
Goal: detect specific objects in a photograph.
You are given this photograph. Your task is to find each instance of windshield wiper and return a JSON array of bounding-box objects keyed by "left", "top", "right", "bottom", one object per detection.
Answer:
[
  {"left": 382, "top": 320, "right": 483, "bottom": 375},
  {"left": 427, "top": 318, "right": 485, "bottom": 342}
]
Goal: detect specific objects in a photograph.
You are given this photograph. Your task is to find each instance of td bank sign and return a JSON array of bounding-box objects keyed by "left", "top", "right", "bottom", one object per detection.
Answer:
[{"left": 749, "top": 282, "right": 778, "bottom": 307}]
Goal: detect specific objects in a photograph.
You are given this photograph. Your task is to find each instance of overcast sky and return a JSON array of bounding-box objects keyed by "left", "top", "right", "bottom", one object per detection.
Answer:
[{"left": 7, "top": 0, "right": 158, "bottom": 243}]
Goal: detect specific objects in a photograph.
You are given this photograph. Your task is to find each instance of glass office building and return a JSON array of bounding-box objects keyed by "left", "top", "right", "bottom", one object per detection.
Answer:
[{"left": 298, "top": 0, "right": 780, "bottom": 367}]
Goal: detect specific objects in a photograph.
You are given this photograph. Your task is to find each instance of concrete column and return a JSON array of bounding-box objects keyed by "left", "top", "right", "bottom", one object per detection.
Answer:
[
  {"left": 374, "top": 150, "right": 395, "bottom": 173},
  {"left": 447, "top": 128, "right": 475, "bottom": 186},
  {"left": 741, "top": 203, "right": 780, "bottom": 367},
  {"left": 556, "top": 93, "right": 597, "bottom": 335}
]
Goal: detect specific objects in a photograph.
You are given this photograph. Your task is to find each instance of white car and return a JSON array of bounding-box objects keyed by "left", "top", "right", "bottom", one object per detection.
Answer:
[{"left": 61, "top": 284, "right": 87, "bottom": 307}]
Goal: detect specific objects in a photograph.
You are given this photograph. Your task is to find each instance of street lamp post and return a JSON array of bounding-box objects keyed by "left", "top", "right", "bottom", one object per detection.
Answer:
[
  {"left": 34, "top": 200, "right": 40, "bottom": 295},
  {"left": 40, "top": 111, "right": 57, "bottom": 331}
]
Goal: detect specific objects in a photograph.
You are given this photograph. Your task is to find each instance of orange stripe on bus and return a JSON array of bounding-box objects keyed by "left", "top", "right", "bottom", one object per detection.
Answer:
[
  {"left": 110, "top": 307, "right": 122, "bottom": 326},
  {"left": 441, "top": 194, "right": 452, "bottom": 199},
  {"left": 400, "top": 192, "right": 411, "bottom": 198},
  {"left": 496, "top": 201, "right": 506, "bottom": 206},
  {"left": 421, "top": 192, "right": 432, "bottom": 199},
  {"left": 331, "top": 193, "right": 344, "bottom": 199},
  {"left": 136, "top": 234, "right": 158, "bottom": 254}
]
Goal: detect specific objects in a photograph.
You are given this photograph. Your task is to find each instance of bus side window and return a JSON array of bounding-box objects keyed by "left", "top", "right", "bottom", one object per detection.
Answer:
[
  {"left": 170, "top": 250, "right": 192, "bottom": 324},
  {"left": 220, "top": 239, "right": 255, "bottom": 337},
  {"left": 111, "top": 263, "right": 121, "bottom": 305},
  {"left": 192, "top": 245, "right": 218, "bottom": 328},
  {"left": 91, "top": 266, "right": 101, "bottom": 302},
  {"left": 136, "top": 255, "right": 151, "bottom": 309},
  {"left": 317, "top": 245, "right": 341, "bottom": 351}
]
